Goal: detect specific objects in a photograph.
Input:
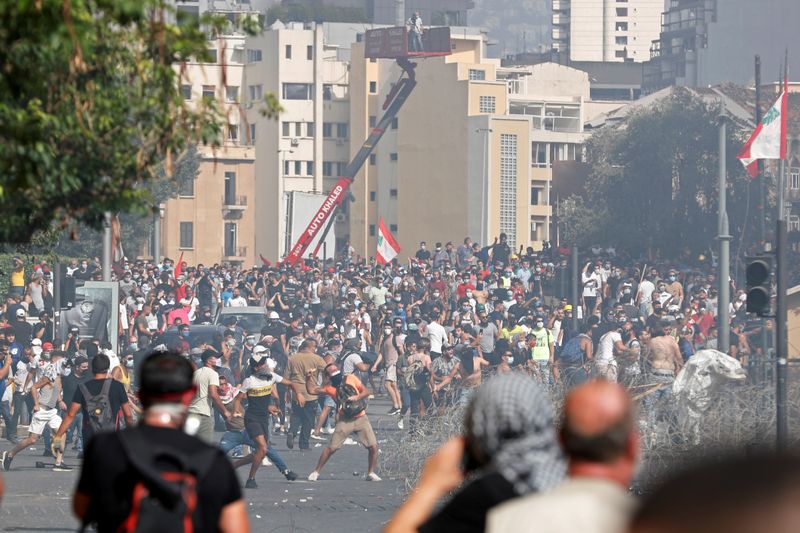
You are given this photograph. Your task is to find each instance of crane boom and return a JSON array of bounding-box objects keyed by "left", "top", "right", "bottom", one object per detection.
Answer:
[{"left": 284, "top": 59, "right": 418, "bottom": 266}]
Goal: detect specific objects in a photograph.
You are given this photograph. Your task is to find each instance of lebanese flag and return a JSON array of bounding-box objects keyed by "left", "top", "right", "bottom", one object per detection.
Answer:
[
  {"left": 737, "top": 77, "right": 788, "bottom": 177},
  {"left": 376, "top": 217, "right": 401, "bottom": 265}
]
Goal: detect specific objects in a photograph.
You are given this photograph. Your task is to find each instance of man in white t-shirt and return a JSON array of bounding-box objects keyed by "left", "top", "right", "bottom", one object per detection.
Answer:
[
  {"left": 227, "top": 288, "right": 248, "bottom": 308},
  {"left": 636, "top": 276, "right": 656, "bottom": 317},
  {"left": 426, "top": 314, "right": 448, "bottom": 359},
  {"left": 594, "top": 321, "right": 629, "bottom": 383},
  {"left": 188, "top": 350, "right": 231, "bottom": 443}
]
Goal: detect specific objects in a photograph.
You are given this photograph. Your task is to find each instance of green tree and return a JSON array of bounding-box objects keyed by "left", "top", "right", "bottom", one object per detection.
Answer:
[
  {"left": 0, "top": 1, "right": 278, "bottom": 243},
  {"left": 560, "top": 89, "right": 754, "bottom": 259}
]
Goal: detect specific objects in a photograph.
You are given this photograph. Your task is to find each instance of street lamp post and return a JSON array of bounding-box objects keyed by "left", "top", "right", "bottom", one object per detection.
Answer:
[{"left": 278, "top": 149, "right": 294, "bottom": 256}]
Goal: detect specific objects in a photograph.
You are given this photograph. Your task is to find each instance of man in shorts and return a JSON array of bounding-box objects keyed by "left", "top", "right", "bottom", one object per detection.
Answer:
[
  {"left": 304, "top": 363, "right": 381, "bottom": 482},
  {"left": 2, "top": 361, "right": 68, "bottom": 471}
]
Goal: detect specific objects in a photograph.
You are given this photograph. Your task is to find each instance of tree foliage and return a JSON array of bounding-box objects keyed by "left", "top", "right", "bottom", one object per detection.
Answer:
[
  {"left": 0, "top": 0, "right": 276, "bottom": 243},
  {"left": 560, "top": 89, "right": 756, "bottom": 259}
]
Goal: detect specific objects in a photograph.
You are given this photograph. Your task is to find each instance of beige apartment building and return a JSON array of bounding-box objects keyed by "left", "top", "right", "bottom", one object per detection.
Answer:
[
  {"left": 160, "top": 16, "right": 258, "bottom": 267},
  {"left": 347, "top": 31, "right": 590, "bottom": 260}
]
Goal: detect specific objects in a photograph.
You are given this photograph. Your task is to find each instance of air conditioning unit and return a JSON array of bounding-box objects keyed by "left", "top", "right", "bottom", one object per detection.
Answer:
[
  {"left": 290, "top": 138, "right": 300, "bottom": 147},
  {"left": 334, "top": 213, "right": 346, "bottom": 223}
]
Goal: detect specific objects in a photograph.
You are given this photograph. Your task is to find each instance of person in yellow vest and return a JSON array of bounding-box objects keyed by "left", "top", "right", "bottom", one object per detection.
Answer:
[{"left": 529, "top": 317, "right": 554, "bottom": 385}]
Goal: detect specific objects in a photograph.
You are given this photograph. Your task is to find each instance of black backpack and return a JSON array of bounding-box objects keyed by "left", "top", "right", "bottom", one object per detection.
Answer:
[
  {"left": 335, "top": 379, "right": 366, "bottom": 419},
  {"left": 114, "top": 428, "right": 218, "bottom": 533},
  {"left": 79, "top": 379, "right": 117, "bottom": 434}
]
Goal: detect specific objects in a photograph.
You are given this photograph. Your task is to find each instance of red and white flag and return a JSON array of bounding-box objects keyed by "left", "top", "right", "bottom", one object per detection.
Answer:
[
  {"left": 376, "top": 217, "right": 401, "bottom": 265},
  {"left": 737, "top": 76, "right": 788, "bottom": 177}
]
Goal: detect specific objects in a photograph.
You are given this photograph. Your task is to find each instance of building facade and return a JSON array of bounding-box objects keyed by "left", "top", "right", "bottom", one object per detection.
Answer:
[
  {"left": 160, "top": 7, "right": 258, "bottom": 267},
  {"left": 552, "top": 0, "right": 662, "bottom": 63},
  {"left": 347, "top": 32, "right": 590, "bottom": 260},
  {"left": 644, "top": 0, "right": 800, "bottom": 92}
]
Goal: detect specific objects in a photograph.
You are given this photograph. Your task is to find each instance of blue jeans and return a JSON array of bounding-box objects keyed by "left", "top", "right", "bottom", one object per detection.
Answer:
[
  {"left": 409, "top": 32, "right": 423, "bottom": 52},
  {"left": 67, "top": 412, "right": 83, "bottom": 451},
  {"left": 0, "top": 400, "right": 13, "bottom": 440},
  {"left": 219, "top": 429, "right": 288, "bottom": 473}
]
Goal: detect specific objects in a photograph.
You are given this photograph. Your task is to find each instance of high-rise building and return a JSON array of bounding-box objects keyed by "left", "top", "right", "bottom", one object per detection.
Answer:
[
  {"left": 244, "top": 22, "right": 378, "bottom": 262},
  {"left": 552, "top": 0, "right": 662, "bottom": 63},
  {"left": 644, "top": 0, "right": 800, "bottom": 92},
  {"left": 159, "top": 3, "right": 259, "bottom": 267},
  {"left": 281, "top": 0, "right": 474, "bottom": 26}
]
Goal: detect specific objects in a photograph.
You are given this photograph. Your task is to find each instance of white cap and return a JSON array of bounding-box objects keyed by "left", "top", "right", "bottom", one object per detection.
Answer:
[
  {"left": 268, "top": 311, "right": 280, "bottom": 319},
  {"left": 253, "top": 345, "right": 268, "bottom": 355},
  {"left": 15, "top": 308, "right": 25, "bottom": 317},
  {"left": 31, "top": 338, "right": 42, "bottom": 346}
]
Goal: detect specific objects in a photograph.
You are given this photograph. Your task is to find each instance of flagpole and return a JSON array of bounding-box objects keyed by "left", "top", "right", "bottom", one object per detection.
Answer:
[{"left": 776, "top": 50, "right": 789, "bottom": 452}]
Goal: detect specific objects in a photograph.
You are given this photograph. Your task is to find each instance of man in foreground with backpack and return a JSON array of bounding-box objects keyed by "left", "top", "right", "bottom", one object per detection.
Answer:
[
  {"left": 51, "top": 353, "right": 133, "bottom": 453},
  {"left": 73, "top": 350, "right": 249, "bottom": 533},
  {"left": 304, "top": 363, "right": 381, "bottom": 482}
]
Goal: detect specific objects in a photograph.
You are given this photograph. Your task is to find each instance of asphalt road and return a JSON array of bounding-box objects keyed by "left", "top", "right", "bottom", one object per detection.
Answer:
[{"left": 0, "top": 397, "right": 408, "bottom": 533}]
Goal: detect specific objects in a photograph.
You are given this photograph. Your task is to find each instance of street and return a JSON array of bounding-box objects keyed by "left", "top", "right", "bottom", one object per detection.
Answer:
[{"left": 0, "top": 397, "right": 407, "bottom": 533}]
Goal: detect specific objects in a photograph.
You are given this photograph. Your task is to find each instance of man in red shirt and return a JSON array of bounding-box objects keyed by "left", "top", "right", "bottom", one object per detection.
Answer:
[{"left": 304, "top": 364, "right": 380, "bottom": 482}]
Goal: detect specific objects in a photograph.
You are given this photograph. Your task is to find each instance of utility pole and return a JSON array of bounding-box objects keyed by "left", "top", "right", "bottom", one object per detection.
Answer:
[
  {"left": 102, "top": 212, "right": 112, "bottom": 282},
  {"left": 717, "top": 115, "right": 731, "bottom": 353},
  {"left": 776, "top": 52, "right": 789, "bottom": 452},
  {"left": 571, "top": 245, "right": 579, "bottom": 332}
]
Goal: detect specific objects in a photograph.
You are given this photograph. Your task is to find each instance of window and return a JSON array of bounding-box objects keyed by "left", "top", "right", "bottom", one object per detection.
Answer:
[
  {"left": 532, "top": 142, "right": 548, "bottom": 167},
  {"left": 616, "top": 22, "right": 628, "bottom": 31},
  {"left": 530, "top": 187, "right": 540, "bottom": 205},
  {"left": 616, "top": 7, "right": 628, "bottom": 16},
  {"left": 230, "top": 48, "right": 243, "bottom": 64},
  {"left": 469, "top": 69, "right": 486, "bottom": 81},
  {"left": 323, "top": 122, "right": 333, "bottom": 138},
  {"left": 390, "top": 189, "right": 398, "bottom": 198},
  {"left": 282, "top": 83, "right": 312, "bottom": 100},
  {"left": 369, "top": 81, "right": 377, "bottom": 94},
  {"left": 479, "top": 95, "right": 496, "bottom": 113},
  {"left": 336, "top": 123, "right": 348, "bottom": 138},
  {"left": 306, "top": 161, "right": 313, "bottom": 176},
  {"left": 247, "top": 49, "right": 262, "bottom": 63},
  {"left": 202, "top": 85, "right": 215, "bottom": 99},
  {"left": 323, "top": 162, "right": 333, "bottom": 176},
  {"left": 615, "top": 50, "right": 627, "bottom": 58},
  {"left": 224, "top": 223, "right": 237, "bottom": 256},
  {"left": 282, "top": 122, "right": 291, "bottom": 137},
  {"left": 336, "top": 162, "right": 347, "bottom": 175},
  {"left": 227, "top": 124, "right": 238, "bottom": 141},
  {"left": 323, "top": 84, "right": 333, "bottom": 100},
  {"left": 391, "top": 117, "right": 398, "bottom": 129},
  {"left": 249, "top": 84, "right": 263, "bottom": 102},
  {"left": 179, "top": 222, "right": 193, "bottom": 249},
  {"left": 615, "top": 36, "right": 628, "bottom": 45},
  {"left": 285, "top": 45, "right": 292, "bottom": 59},
  {"left": 284, "top": 160, "right": 290, "bottom": 176},
  {"left": 307, "top": 122, "right": 315, "bottom": 137},
  {"left": 500, "top": 134, "right": 518, "bottom": 247},
  {"left": 791, "top": 170, "right": 800, "bottom": 190},
  {"left": 181, "top": 84, "right": 192, "bottom": 100},
  {"left": 790, "top": 215, "right": 800, "bottom": 232},
  {"left": 390, "top": 153, "right": 398, "bottom": 161},
  {"left": 179, "top": 175, "right": 195, "bottom": 197},
  {"left": 369, "top": 224, "right": 376, "bottom": 237},
  {"left": 225, "top": 86, "right": 239, "bottom": 102},
  {"left": 307, "top": 45, "right": 313, "bottom": 60},
  {"left": 206, "top": 49, "right": 217, "bottom": 63},
  {"left": 369, "top": 115, "right": 377, "bottom": 127},
  {"left": 249, "top": 124, "right": 256, "bottom": 144},
  {"left": 295, "top": 122, "right": 302, "bottom": 137},
  {"left": 294, "top": 161, "right": 301, "bottom": 175},
  {"left": 390, "top": 224, "right": 398, "bottom": 233},
  {"left": 370, "top": 191, "right": 376, "bottom": 201},
  {"left": 369, "top": 154, "right": 376, "bottom": 165},
  {"left": 224, "top": 172, "right": 236, "bottom": 204}
]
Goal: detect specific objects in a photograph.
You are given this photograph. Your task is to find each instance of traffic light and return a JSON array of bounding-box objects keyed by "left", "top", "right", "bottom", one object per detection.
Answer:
[{"left": 745, "top": 255, "right": 773, "bottom": 316}]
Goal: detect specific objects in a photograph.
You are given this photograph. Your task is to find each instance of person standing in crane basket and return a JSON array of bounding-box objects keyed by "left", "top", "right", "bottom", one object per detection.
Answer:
[{"left": 407, "top": 12, "right": 424, "bottom": 52}]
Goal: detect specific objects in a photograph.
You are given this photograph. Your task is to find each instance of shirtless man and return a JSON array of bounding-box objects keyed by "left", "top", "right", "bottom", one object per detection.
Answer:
[{"left": 454, "top": 340, "right": 488, "bottom": 407}]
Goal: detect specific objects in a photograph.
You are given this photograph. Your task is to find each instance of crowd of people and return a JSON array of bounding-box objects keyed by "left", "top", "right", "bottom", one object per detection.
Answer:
[{"left": 0, "top": 232, "right": 780, "bottom": 531}]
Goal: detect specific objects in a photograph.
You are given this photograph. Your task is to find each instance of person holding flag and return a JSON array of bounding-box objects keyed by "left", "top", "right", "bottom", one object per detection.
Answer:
[{"left": 376, "top": 217, "right": 401, "bottom": 265}]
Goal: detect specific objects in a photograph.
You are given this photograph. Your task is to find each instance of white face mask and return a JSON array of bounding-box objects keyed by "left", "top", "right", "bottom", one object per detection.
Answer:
[
  {"left": 506, "top": 356, "right": 514, "bottom": 365},
  {"left": 384, "top": 328, "right": 392, "bottom": 335},
  {"left": 536, "top": 321, "right": 544, "bottom": 329}
]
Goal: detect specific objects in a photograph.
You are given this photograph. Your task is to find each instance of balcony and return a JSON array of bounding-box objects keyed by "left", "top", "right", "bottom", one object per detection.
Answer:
[
  {"left": 222, "top": 195, "right": 247, "bottom": 209},
  {"left": 552, "top": 13, "right": 569, "bottom": 26},
  {"left": 552, "top": 0, "right": 570, "bottom": 12},
  {"left": 223, "top": 246, "right": 247, "bottom": 259}
]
